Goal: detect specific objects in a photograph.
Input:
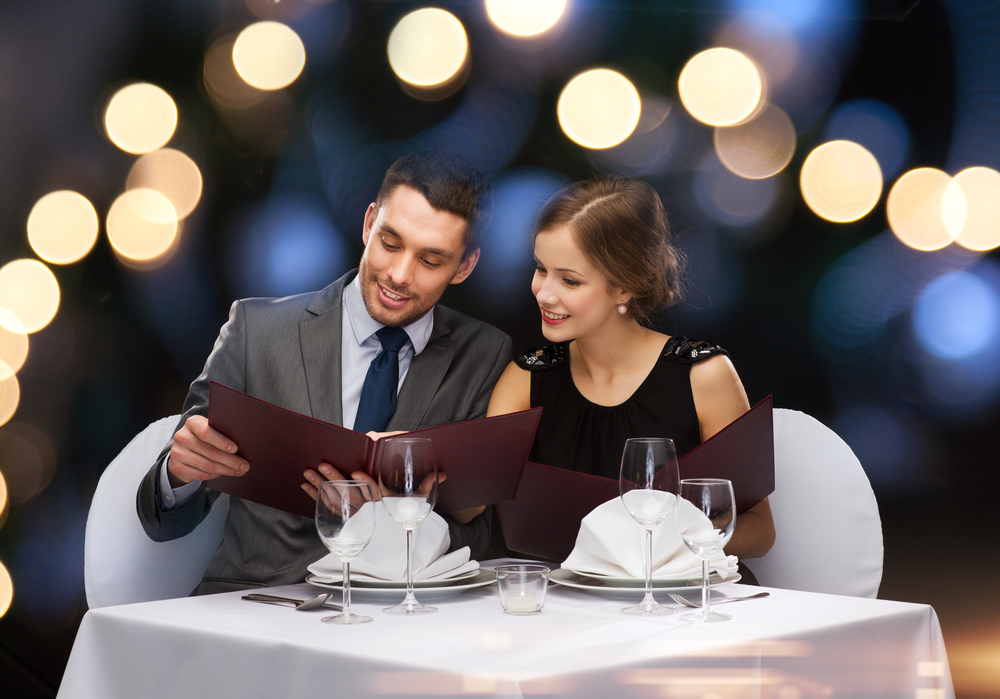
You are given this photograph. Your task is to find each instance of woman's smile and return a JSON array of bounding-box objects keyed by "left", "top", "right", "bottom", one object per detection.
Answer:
[{"left": 540, "top": 308, "right": 570, "bottom": 325}]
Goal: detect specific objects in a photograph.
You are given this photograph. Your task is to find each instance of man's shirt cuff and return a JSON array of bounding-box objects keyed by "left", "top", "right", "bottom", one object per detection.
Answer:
[{"left": 158, "top": 454, "right": 201, "bottom": 510}]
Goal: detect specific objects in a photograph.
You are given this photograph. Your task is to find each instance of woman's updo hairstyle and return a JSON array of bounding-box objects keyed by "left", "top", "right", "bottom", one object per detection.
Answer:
[{"left": 532, "top": 175, "right": 684, "bottom": 323}]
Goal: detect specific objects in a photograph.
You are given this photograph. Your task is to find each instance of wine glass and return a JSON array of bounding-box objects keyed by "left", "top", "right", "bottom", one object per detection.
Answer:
[
  {"left": 374, "top": 437, "right": 439, "bottom": 615},
  {"left": 315, "top": 480, "right": 377, "bottom": 625},
  {"left": 618, "top": 438, "right": 680, "bottom": 616},
  {"left": 679, "top": 478, "right": 736, "bottom": 622}
]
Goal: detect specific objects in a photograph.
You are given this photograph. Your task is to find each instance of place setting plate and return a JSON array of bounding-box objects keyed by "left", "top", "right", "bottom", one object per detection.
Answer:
[
  {"left": 550, "top": 568, "right": 740, "bottom": 595},
  {"left": 305, "top": 570, "right": 496, "bottom": 600},
  {"left": 308, "top": 566, "right": 481, "bottom": 588}
]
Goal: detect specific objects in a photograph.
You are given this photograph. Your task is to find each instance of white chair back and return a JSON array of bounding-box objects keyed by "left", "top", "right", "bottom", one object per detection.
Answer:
[
  {"left": 751, "top": 408, "right": 883, "bottom": 598},
  {"left": 84, "top": 415, "right": 230, "bottom": 608}
]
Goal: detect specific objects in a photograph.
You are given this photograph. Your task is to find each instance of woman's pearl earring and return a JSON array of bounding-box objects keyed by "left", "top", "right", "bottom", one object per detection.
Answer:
[{"left": 618, "top": 301, "right": 627, "bottom": 315}]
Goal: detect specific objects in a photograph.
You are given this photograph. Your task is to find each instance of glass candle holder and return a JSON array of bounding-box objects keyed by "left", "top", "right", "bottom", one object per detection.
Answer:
[{"left": 495, "top": 564, "right": 549, "bottom": 615}]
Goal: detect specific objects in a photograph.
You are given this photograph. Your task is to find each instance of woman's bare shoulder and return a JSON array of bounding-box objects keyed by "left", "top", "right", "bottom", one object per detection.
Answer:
[{"left": 486, "top": 361, "right": 532, "bottom": 416}]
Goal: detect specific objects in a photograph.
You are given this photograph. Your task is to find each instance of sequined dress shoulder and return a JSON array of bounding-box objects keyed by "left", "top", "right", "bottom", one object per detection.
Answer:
[
  {"left": 661, "top": 336, "right": 729, "bottom": 365},
  {"left": 514, "top": 343, "right": 568, "bottom": 371}
]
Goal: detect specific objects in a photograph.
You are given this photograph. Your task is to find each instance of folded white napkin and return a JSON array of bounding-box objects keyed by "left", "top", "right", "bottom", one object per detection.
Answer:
[
  {"left": 308, "top": 501, "right": 479, "bottom": 583},
  {"left": 562, "top": 496, "right": 738, "bottom": 580}
]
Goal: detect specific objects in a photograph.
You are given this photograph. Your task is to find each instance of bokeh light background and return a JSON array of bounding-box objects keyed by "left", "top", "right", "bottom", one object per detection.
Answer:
[{"left": 1, "top": 1, "right": 999, "bottom": 696}]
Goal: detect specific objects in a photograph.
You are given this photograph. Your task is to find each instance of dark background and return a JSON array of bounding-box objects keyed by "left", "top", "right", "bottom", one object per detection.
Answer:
[{"left": 1, "top": 0, "right": 998, "bottom": 696}]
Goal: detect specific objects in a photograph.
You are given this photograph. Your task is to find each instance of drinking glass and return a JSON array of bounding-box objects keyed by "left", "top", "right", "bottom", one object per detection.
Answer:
[
  {"left": 315, "top": 480, "right": 377, "bottom": 624},
  {"left": 679, "top": 478, "right": 736, "bottom": 622},
  {"left": 618, "top": 437, "right": 680, "bottom": 616},
  {"left": 374, "top": 437, "right": 440, "bottom": 615}
]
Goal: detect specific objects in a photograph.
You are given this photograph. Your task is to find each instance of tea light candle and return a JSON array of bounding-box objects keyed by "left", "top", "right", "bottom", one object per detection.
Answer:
[
  {"left": 495, "top": 564, "right": 548, "bottom": 615},
  {"left": 504, "top": 591, "right": 538, "bottom": 613}
]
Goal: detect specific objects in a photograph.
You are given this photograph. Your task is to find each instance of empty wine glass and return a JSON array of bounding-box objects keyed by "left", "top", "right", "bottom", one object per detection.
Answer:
[
  {"left": 315, "top": 480, "right": 377, "bottom": 624},
  {"left": 619, "top": 438, "right": 680, "bottom": 616},
  {"left": 679, "top": 478, "right": 736, "bottom": 622},
  {"left": 374, "top": 437, "right": 439, "bottom": 615}
]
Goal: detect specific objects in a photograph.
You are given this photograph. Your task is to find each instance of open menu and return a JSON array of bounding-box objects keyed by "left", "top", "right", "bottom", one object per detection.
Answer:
[
  {"left": 496, "top": 395, "right": 775, "bottom": 561},
  {"left": 206, "top": 381, "right": 542, "bottom": 519}
]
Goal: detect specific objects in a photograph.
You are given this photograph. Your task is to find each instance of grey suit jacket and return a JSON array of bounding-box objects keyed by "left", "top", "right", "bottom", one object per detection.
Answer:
[{"left": 136, "top": 271, "right": 512, "bottom": 595}]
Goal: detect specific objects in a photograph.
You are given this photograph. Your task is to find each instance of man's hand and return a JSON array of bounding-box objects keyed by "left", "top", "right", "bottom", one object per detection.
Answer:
[{"left": 167, "top": 415, "right": 247, "bottom": 487}]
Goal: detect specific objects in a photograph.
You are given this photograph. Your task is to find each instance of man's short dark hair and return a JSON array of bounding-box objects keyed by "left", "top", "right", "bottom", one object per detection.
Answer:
[{"left": 376, "top": 151, "right": 492, "bottom": 256}]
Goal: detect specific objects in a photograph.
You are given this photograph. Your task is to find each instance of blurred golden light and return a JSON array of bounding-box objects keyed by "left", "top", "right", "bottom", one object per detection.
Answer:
[
  {"left": 0, "top": 260, "right": 60, "bottom": 334},
  {"left": 0, "top": 422, "right": 58, "bottom": 505},
  {"left": 948, "top": 633, "right": 1000, "bottom": 697},
  {"left": 887, "top": 168, "right": 959, "bottom": 251},
  {"left": 388, "top": 8, "right": 468, "bottom": 87},
  {"left": 104, "top": 83, "right": 178, "bottom": 154},
  {"left": 485, "top": 0, "right": 566, "bottom": 37},
  {"left": 941, "top": 178, "right": 968, "bottom": 240},
  {"left": 127, "top": 149, "right": 203, "bottom": 220},
  {"left": 26, "top": 190, "right": 99, "bottom": 265},
  {"left": 800, "top": 140, "right": 883, "bottom": 223},
  {"left": 714, "top": 102, "right": 796, "bottom": 179},
  {"left": 0, "top": 561, "right": 12, "bottom": 619},
  {"left": 0, "top": 364, "right": 18, "bottom": 427},
  {"left": 0, "top": 469, "right": 7, "bottom": 528},
  {"left": 0, "top": 309, "right": 28, "bottom": 376},
  {"left": 233, "top": 21, "right": 306, "bottom": 91},
  {"left": 204, "top": 35, "right": 269, "bottom": 110},
  {"left": 106, "top": 189, "right": 179, "bottom": 262},
  {"left": 557, "top": 69, "right": 641, "bottom": 149},
  {"left": 951, "top": 167, "right": 1000, "bottom": 251},
  {"left": 678, "top": 48, "right": 763, "bottom": 127}
]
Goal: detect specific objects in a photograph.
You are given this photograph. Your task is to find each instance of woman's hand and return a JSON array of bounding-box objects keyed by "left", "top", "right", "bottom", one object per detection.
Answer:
[
  {"left": 302, "top": 464, "right": 379, "bottom": 502},
  {"left": 365, "top": 430, "right": 407, "bottom": 440},
  {"left": 302, "top": 463, "right": 447, "bottom": 503}
]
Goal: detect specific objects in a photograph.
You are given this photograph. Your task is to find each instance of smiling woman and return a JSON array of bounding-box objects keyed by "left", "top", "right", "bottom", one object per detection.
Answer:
[{"left": 487, "top": 176, "right": 774, "bottom": 564}]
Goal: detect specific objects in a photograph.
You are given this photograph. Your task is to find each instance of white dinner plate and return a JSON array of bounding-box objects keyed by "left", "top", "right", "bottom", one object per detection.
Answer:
[
  {"left": 570, "top": 568, "right": 740, "bottom": 587},
  {"left": 306, "top": 570, "right": 496, "bottom": 601},
  {"left": 550, "top": 568, "right": 740, "bottom": 594},
  {"left": 307, "top": 567, "right": 481, "bottom": 588}
]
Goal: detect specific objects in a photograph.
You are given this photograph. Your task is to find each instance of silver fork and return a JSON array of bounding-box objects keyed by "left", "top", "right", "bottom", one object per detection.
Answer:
[
  {"left": 242, "top": 593, "right": 342, "bottom": 611},
  {"left": 668, "top": 591, "right": 770, "bottom": 607}
]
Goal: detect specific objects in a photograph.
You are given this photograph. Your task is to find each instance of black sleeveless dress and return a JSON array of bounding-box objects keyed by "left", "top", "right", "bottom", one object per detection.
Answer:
[
  {"left": 500, "top": 336, "right": 761, "bottom": 584},
  {"left": 515, "top": 336, "right": 729, "bottom": 479}
]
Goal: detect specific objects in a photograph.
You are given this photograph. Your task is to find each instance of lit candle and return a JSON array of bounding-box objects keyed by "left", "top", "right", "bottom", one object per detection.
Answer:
[{"left": 504, "top": 591, "right": 538, "bottom": 613}]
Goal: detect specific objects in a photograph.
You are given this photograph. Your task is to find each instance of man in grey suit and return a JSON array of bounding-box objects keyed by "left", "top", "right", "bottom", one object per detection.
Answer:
[{"left": 137, "top": 152, "right": 511, "bottom": 595}]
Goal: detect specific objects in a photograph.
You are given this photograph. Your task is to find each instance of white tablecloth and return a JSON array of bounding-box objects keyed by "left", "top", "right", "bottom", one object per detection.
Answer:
[{"left": 58, "top": 580, "right": 953, "bottom": 699}]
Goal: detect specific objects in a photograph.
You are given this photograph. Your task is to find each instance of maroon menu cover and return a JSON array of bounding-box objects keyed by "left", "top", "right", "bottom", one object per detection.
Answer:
[
  {"left": 206, "top": 382, "right": 542, "bottom": 519},
  {"left": 496, "top": 395, "right": 775, "bottom": 561}
]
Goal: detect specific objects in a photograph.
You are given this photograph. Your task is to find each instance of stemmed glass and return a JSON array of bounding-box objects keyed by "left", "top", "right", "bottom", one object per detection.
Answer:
[
  {"left": 374, "top": 437, "right": 440, "bottom": 616},
  {"left": 679, "top": 478, "right": 736, "bottom": 622},
  {"left": 618, "top": 437, "right": 680, "bottom": 616},
  {"left": 315, "top": 480, "right": 377, "bottom": 625}
]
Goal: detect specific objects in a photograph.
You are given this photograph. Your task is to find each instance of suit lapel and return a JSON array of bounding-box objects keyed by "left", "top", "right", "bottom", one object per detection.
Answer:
[
  {"left": 388, "top": 310, "right": 453, "bottom": 430},
  {"left": 299, "top": 272, "right": 353, "bottom": 425}
]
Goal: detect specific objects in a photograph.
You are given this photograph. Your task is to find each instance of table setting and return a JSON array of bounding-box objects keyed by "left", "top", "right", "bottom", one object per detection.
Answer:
[
  {"left": 306, "top": 438, "right": 496, "bottom": 609},
  {"left": 57, "top": 434, "right": 955, "bottom": 698},
  {"left": 297, "top": 436, "right": 751, "bottom": 620}
]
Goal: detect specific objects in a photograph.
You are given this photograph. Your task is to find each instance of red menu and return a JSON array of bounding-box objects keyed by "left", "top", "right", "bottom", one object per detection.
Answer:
[
  {"left": 206, "top": 382, "right": 542, "bottom": 519},
  {"left": 496, "top": 395, "right": 775, "bottom": 561}
]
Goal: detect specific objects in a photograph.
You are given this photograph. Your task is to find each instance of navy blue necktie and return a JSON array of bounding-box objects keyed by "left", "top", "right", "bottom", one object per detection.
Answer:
[{"left": 353, "top": 326, "right": 410, "bottom": 433}]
